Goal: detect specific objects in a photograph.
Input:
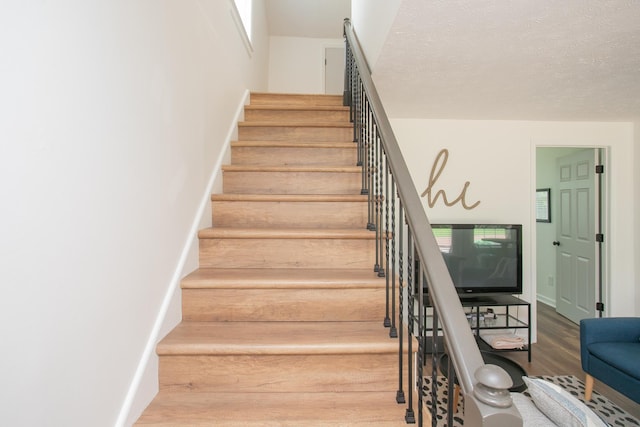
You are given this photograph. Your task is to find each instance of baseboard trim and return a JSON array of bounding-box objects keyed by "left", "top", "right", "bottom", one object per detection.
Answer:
[
  {"left": 536, "top": 293, "right": 556, "bottom": 308},
  {"left": 115, "top": 89, "right": 250, "bottom": 427}
]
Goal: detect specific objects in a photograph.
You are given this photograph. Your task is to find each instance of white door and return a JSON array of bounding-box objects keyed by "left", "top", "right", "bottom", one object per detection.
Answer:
[
  {"left": 555, "top": 149, "right": 597, "bottom": 323},
  {"left": 324, "top": 47, "right": 344, "bottom": 95}
]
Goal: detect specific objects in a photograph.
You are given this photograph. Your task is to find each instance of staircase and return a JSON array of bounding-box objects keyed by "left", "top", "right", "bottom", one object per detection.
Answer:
[{"left": 135, "top": 93, "right": 411, "bottom": 426}]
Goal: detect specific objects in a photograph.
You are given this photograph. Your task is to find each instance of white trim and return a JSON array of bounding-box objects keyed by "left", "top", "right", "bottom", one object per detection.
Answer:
[
  {"left": 115, "top": 90, "right": 250, "bottom": 427},
  {"left": 532, "top": 143, "right": 611, "bottom": 322},
  {"left": 229, "top": 0, "right": 253, "bottom": 56},
  {"left": 529, "top": 140, "right": 538, "bottom": 342},
  {"left": 536, "top": 293, "right": 556, "bottom": 308},
  {"left": 597, "top": 147, "right": 611, "bottom": 317}
]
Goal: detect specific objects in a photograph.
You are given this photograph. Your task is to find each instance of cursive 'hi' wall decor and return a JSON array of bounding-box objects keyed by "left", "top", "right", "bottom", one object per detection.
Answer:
[{"left": 420, "top": 149, "right": 481, "bottom": 210}]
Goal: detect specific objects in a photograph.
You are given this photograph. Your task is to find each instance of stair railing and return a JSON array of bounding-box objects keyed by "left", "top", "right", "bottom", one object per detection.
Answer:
[{"left": 343, "top": 18, "right": 523, "bottom": 427}]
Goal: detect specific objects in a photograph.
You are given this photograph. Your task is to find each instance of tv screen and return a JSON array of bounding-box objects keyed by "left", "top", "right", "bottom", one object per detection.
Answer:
[{"left": 430, "top": 224, "right": 523, "bottom": 296}]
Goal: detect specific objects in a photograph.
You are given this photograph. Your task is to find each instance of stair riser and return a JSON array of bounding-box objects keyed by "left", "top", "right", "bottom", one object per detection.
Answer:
[
  {"left": 212, "top": 200, "right": 367, "bottom": 228},
  {"left": 182, "top": 288, "right": 385, "bottom": 322},
  {"left": 244, "top": 109, "right": 349, "bottom": 122},
  {"left": 199, "top": 238, "right": 375, "bottom": 269},
  {"left": 231, "top": 146, "right": 357, "bottom": 166},
  {"left": 250, "top": 93, "right": 343, "bottom": 106},
  {"left": 158, "top": 353, "right": 399, "bottom": 393},
  {"left": 223, "top": 171, "right": 361, "bottom": 195},
  {"left": 238, "top": 125, "right": 352, "bottom": 142}
]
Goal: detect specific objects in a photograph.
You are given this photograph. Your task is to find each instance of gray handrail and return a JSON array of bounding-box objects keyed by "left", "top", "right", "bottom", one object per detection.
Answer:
[{"left": 343, "top": 18, "right": 522, "bottom": 426}]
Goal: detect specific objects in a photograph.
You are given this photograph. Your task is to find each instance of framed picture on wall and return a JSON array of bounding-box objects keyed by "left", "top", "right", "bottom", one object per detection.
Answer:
[{"left": 536, "top": 188, "right": 551, "bottom": 223}]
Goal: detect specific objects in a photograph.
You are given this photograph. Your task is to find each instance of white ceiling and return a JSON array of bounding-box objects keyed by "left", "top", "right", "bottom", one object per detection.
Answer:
[
  {"left": 374, "top": 0, "right": 640, "bottom": 121},
  {"left": 265, "top": 0, "right": 350, "bottom": 39},
  {"left": 265, "top": 0, "right": 640, "bottom": 122}
]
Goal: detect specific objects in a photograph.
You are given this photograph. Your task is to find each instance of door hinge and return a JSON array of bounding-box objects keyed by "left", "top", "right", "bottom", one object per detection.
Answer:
[
  {"left": 596, "top": 233, "right": 604, "bottom": 243},
  {"left": 595, "top": 164, "right": 604, "bottom": 174},
  {"left": 596, "top": 302, "right": 605, "bottom": 312}
]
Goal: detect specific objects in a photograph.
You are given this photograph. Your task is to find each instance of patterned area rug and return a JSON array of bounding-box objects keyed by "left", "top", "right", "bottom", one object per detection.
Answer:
[{"left": 422, "top": 374, "right": 639, "bottom": 427}]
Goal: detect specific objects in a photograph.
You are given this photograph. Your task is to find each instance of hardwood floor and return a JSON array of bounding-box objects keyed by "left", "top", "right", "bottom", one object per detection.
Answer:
[{"left": 505, "top": 302, "right": 640, "bottom": 419}]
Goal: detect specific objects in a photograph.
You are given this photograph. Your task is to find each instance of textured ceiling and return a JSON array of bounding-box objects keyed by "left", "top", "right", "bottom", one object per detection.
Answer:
[
  {"left": 374, "top": 0, "right": 640, "bottom": 121},
  {"left": 266, "top": 0, "right": 350, "bottom": 39}
]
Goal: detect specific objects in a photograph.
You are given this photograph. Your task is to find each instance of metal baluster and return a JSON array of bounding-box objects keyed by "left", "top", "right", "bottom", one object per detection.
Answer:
[
  {"left": 357, "top": 74, "right": 362, "bottom": 159},
  {"left": 396, "top": 200, "right": 406, "bottom": 404},
  {"left": 446, "top": 345, "right": 455, "bottom": 427},
  {"left": 365, "top": 96, "right": 375, "bottom": 233},
  {"left": 377, "top": 131, "right": 385, "bottom": 278},
  {"left": 352, "top": 64, "right": 358, "bottom": 142},
  {"left": 356, "top": 74, "right": 367, "bottom": 171},
  {"left": 351, "top": 60, "right": 362, "bottom": 168},
  {"left": 383, "top": 154, "right": 391, "bottom": 326},
  {"left": 364, "top": 91, "right": 370, "bottom": 190},
  {"left": 418, "top": 271, "right": 425, "bottom": 427},
  {"left": 367, "top": 103, "right": 375, "bottom": 231},
  {"left": 343, "top": 37, "right": 352, "bottom": 108},
  {"left": 405, "top": 230, "right": 416, "bottom": 424},
  {"left": 431, "top": 308, "right": 439, "bottom": 427},
  {"left": 373, "top": 125, "right": 379, "bottom": 271},
  {"left": 344, "top": 38, "right": 351, "bottom": 112},
  {"left": 388, "top": 166, "right": 398, "bottom": 336}
]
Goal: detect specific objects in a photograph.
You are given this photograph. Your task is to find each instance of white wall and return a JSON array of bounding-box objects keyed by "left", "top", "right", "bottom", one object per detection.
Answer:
[
  {"left": 0, "top": 1, "right": 268, "bottom": 426},
  {"left": 635, "top": 122, "right": 640, "bottom": 314},
  {"left": 268, "top": 0, "right": 401, "bottom": 94},
  {"left": 351, "top": 0, "right": 402, "bottom": 70},
  {"left": 268, "top": 36, "right": 343, "bottom": 94},
  {"left": 389, "top": 119, "right": 637, "bottom": 338}
]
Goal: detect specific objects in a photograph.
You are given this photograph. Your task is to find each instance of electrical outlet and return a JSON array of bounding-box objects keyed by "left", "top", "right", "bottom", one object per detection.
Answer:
[{"left": 548, "top": 276, "right": 554, "bottom": 287}]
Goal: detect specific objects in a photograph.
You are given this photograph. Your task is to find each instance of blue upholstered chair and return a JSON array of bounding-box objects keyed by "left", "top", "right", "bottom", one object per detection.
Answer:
[{"left": 580, "top": 317, "right": 640, "bottom": 403}]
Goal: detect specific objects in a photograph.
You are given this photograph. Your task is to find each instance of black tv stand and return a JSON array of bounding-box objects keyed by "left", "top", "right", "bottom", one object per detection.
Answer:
[
  {"left": 460, "top": 295, "right": 500, "bottom": 304},
  {"left": 424, "top": 294, "right": 531, "bottom": 362}
]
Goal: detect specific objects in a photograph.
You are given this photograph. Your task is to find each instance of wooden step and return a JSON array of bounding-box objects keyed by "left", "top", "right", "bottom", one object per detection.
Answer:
[
  {"left": 238, "top": 121, "right": 353, "bottom": 142},
  {"left": 231, "top": 141, "right": 357, "bottom": 166},
  {"left": 244, "top": 105, "right": 350, "bottom": 122},
  {"left": 181, "top": 268, "right": 385, "bottom": 322},
  {"left": 222, "top": 165, "right": 362, "bottom": 195},
  {"left": 181, "top": 268, "right": 383, "bottom": 289},
  {"left": 197, "top": 228, "right": 376, "bottom": 269},
  {"left": 211, "top": 194, "right": 367, "bottom": 228},
  {"left": 156, "top": 320, "right": 400, "bottom": 356},
  {"left": 134, "top": 391, "right": 411, "bottom": 426},
  {"left": 249, "top": 92, "right": 344, "bottom": 107},
  {"left": 156, "top": 321, "right": 401, "bottom": 393}
]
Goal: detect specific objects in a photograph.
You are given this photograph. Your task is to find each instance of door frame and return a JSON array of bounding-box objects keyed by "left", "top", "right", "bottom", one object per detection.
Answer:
[{"left": 533, "top": 145, "right": 609, "bottom": 321}]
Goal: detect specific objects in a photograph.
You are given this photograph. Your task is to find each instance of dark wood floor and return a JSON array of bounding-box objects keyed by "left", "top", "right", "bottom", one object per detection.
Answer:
[{"left": 504, "top": 302, "right": 640, "bottom": 419}]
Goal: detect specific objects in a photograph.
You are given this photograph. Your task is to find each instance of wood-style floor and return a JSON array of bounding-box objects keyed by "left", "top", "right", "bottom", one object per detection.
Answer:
[{"left": 505, "top": 302, "right": 640, "bottom": 419}]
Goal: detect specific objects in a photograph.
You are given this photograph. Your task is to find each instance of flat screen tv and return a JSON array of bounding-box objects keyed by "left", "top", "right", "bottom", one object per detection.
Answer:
[{"left": 429, "top": 224, "right": 523, "bottom": 297}]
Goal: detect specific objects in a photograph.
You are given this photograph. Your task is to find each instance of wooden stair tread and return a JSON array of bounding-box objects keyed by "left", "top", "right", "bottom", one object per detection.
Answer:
[
  {"left": 211, "top": 193, "right": 366, "bottom": 202},
  {"left": 231, "top": 140, "right": 354, "bottom": 148},
  {"left": 182, "top": 268, "right": 383, "bottom": 289},
  {"left": 135, "top": 391, "right": 409, "bottom": 426},
  {"left": 244, "top": 104, "right": 349, "bottom": 112},
  {"left": 157, "top": 321, "right": 398, "bottom": 356},
  {"left": 222, "top": 165, "right": 360, "bottom": 172},
  {"left": 249, "top": 92, "right": 343, "bottom": 106},
  {"left": 197, "top": 227, "right": 375, "bottom": 239},
  {"left": 238, "top": 121, "right": 352, "bottom": 128}
]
